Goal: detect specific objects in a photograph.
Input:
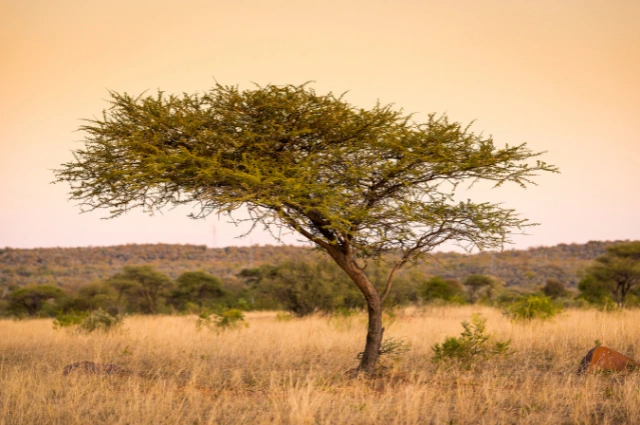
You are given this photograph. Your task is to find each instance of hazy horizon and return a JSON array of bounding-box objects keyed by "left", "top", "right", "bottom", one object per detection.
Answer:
[{"left": 2, "top": 0, "right": 638, "bottom": 251}]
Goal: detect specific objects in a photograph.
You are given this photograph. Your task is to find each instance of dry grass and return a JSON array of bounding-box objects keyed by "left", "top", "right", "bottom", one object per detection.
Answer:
[{"left": 2, "top": 306, "right": 640, "bottom": 424}]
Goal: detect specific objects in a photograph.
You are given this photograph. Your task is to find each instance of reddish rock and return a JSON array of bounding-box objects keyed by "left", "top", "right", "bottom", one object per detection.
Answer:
[
  {"left": 577, "top": 346, "right": 638, "bottom": 374},
  {"left": 62, "top": 361, "right": 130, "bottom": 376}
]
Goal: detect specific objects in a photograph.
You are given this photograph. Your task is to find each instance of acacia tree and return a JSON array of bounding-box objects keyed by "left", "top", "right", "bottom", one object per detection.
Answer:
[
  {"left": 8, "top": 284, "right": 64, "bottom": 316},
  {"left": 170, "top": 271, "right": 227, "bottom": 310},
  {"left": 582, "top": 242, "right": 640, "bottom": 307},
  {"left": 54, "top": 83, "right": 557, "bottom": 374},
  {"left": 463, "top": 274, "right": 494, "bottom": 304},
  {"left": 107, "top": 266, "right": 173, "bottom": 314}
]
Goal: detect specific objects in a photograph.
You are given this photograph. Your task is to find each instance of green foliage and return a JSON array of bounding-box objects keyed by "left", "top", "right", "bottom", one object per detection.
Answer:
[
  {"left": 463, "top": 274, "right": 494, "bottom": 303},
  {"left": 54, "top": 82, "right": 556, "bottom": 297},
  {"left": 419, "top": 276, "right": 465, "bottom": 303},
  {"left": 79, "top": 309, "right": 123, "bottom": 332},
  {"left": 541, "top": 278, "right": 569, "bottom": 299},
  {"left": 54, "top": 83, "right": 555, "bottom": 259},
  {"left": 275, "top": 311, "right": 293, "bottom": 322},
  {"left": 503, "top": 295, "right": 560, "bottom": 321},
  {"left": 431, "top": 314, "right": 512, "bottom": 368},
  {"left": 53, "top": 310, "right": 89, "bottom": 329},
  {"left": 379, "top": 337, "right": 412, "bottom": 358},
  {"left": 59, "top": 281, "right": 118, "bottom": 313},
  {"left": 107, "top": 265, "right": 174, "bottom": 314},
  {"left": 577, "top": 275, "right": 614, "bottom": 305},
  {"left": 580, "top": 241, "right": 640, "bottom": 307},
  {"left": 169, "top": 271, "right": 226, "bottom": 311},
  {"left": 357, "top": 337, "right": 412, "bottom": 360},
  {"left": 53, "top": 81, "right": 556, "bottom": 372},
  {"left": 197, "top": 308, "right": 248, "bottom": 331},
  {"left": 0, "top": 241, "right": 622, "bottom": 294},
  {"left": 242, "top": 258, "right": 364, "bottom": 316},
  {"left": 461, "top": 274, "right": 505, "bottom": 305},
  {"left": 7, "top": 284, "right": 65, "bottom": 316},
  {"left": 54, "top": 309, "right": 122, "bottom": 332}
]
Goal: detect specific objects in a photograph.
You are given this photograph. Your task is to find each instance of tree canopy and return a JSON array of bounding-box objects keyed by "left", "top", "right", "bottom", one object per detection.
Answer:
[
  {"left": 8, "top": 284, "right": 64, "bottom": 316},
  {"left": 55, "top": 83, "right": 557, "bottom": 373},
  {"left": 463, "top": 274, "right": 495, "bottom": 304},
  {"left": 580, "top": 241, "right": 640, "bottom": 307},
  {"left": 56, "top": 83, "right": 556, "bottom": 258}
]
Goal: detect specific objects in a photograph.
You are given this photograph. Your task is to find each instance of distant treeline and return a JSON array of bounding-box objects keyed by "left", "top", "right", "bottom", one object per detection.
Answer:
[
  {"left": 2, "top": 240, "right": 640, "bottom": 318},
  {"left": 0, "top": 240, "right": 625, "bottom": 294}
]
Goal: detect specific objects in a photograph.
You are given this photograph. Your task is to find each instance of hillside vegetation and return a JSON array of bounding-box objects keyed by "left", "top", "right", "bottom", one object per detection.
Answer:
[{"left": 0, "top": 240, "right": 625, "bottom": 293}]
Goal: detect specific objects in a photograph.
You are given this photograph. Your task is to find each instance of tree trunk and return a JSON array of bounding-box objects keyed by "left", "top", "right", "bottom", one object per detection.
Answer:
[
  {"left": 615, "top": 284, "right": 623, "bottom": 308},
  {"left": 326, "top": 247, "right": 385, "bottom": 375},
  {"left": 360, "top": 294, "right": 384, "bottom": 374}
]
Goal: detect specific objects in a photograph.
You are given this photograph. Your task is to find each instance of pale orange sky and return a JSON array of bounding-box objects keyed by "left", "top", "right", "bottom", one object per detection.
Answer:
[{"left": 1, "top": 0, "right": 638, "bottom": 250}]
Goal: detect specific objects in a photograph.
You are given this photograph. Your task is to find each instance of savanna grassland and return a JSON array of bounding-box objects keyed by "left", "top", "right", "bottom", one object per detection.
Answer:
[{"left": 2, "top": 306, "right": 640, "bottom": 424}]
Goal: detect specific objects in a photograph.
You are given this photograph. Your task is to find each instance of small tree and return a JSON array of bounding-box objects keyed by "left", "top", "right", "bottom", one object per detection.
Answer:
[
  {"left": 54, "top": 83, "right": 557, "bottom": 374},
  {"left": 542, "top": 278, "right": 569, "bottom": 299},
  {"left": 577, "top": 275, "right": 614, "bottom": 305},
  {"left": 7, "top": 285, "right": 64, "bottom": 316},
  {"left": 107, "top": 266, "right": 173, "bottom": 314},
  {"left": 242, "top": 258, "right": 363, "bottom": 316},
  {"left": 463, "top": 274, "right": 494, "bottom": 304},
  {"left": 170, "top": 271, "right": 227, "bottom": 311},
  {"left": 581, "top": 242, "right": 640, "bottom": 307},
  {"left": 419, "top": 276, "right": 465, "bottom": 303}
]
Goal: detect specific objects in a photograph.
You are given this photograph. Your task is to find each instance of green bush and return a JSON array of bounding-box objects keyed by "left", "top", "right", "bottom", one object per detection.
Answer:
[
  {"left": 53, "top": 310, "right": 89, "bottom": 329},
  {"left": 503, "top": 295, "right": 560, "bottom": 321},
  {"left": 197, "top": 308, "right": 248, "bottom": 331},
  {"left": 79, "top": 309, "right": 123, "bottom": 332},
  {"left": 542, "top": 279, "right": 570, "bottom": 299},
  {"left": 419, "top": 276, "right": 466, "bottom": 304},
  {"left": 275, "top": 311, "right": 293, "bottom": 322},
  {"left": 431, "top": 314, "right": 512, "bottom": 368},
  {"left": 54, "top": 309, "right": 122, "bottom": 332}
]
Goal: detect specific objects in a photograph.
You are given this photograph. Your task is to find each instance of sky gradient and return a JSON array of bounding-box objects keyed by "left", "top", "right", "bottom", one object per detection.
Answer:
[{"left": 1, "top": 0, "right": 639, "bottom": 251}]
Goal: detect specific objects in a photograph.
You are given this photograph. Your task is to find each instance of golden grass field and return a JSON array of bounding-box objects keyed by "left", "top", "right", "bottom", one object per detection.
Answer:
[{"left": 2, "top": 306, "right": 640, "bottom": 424}]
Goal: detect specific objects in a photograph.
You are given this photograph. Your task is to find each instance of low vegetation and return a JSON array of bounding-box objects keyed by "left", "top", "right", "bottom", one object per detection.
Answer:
[
  {"left": 0, "top": 240, "right": 627, "bottom": 292},
  {"left": 3, "top": 306, "right": 640, "bottom": 424},
  {"left": 431, "top": 314, "right": 512, "bottom": 368},
  {"left": 3, "top": 241, "right": 640, "bottom": 321},
  {"left": 503, "top": 295, "right": 561, "bottom": 322}
]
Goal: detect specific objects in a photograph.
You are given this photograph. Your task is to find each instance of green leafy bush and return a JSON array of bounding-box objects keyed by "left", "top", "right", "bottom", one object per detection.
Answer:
[
  {"left": 419, "top": 276, "right": 466, "bottom": 304},
  {"left": 197, "top": 308, "right": 248, "bottom": 331},
  {"left": 53, "top": 310, "right": 89, "bottom": 329},
  {"left": 275, "top": 311, "right": 293, "bottom": 322},
  {"left": 79, "top": 309, "right": 123, "bottom": 332},
  {"left": 431, "top": 314, "right": 512, "bottom": 368},
  {"left": 54, "top": 309, "right": 122, "bottom": 332},
  {"left": 503, "top": 295, "right": 560, "bottom": 321}
]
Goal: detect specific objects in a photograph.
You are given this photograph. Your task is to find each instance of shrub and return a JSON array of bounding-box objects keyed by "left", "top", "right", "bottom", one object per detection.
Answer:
[
  {"left": 503, "top": 295, "right": 560, "bottom": 321},
  {"left": 275, "top": 311, "right": 293, "bottom": 322},
  {"left": 463, "top": 274, "right": 494, "bottom": 304},
  {"left": 542, "top": 279, "right": 569, "bottom": 299},
  {"left": 53, "top": 310, "right": 89, "bottom": 329},
  {"left": 54, "top": 309, "right": 122, "bottom": 332},
  {"left": 197, "top": 308, "right": 248, "bottom": 331},
  {"left": 79, "top": 309, "right": 123, "bottom": 332},
  {"left": 431, "top": 314, "right": 512, "bottom": 368},
  {"left": 419, "top": 276, "right": 466, "bottom": 304}
]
